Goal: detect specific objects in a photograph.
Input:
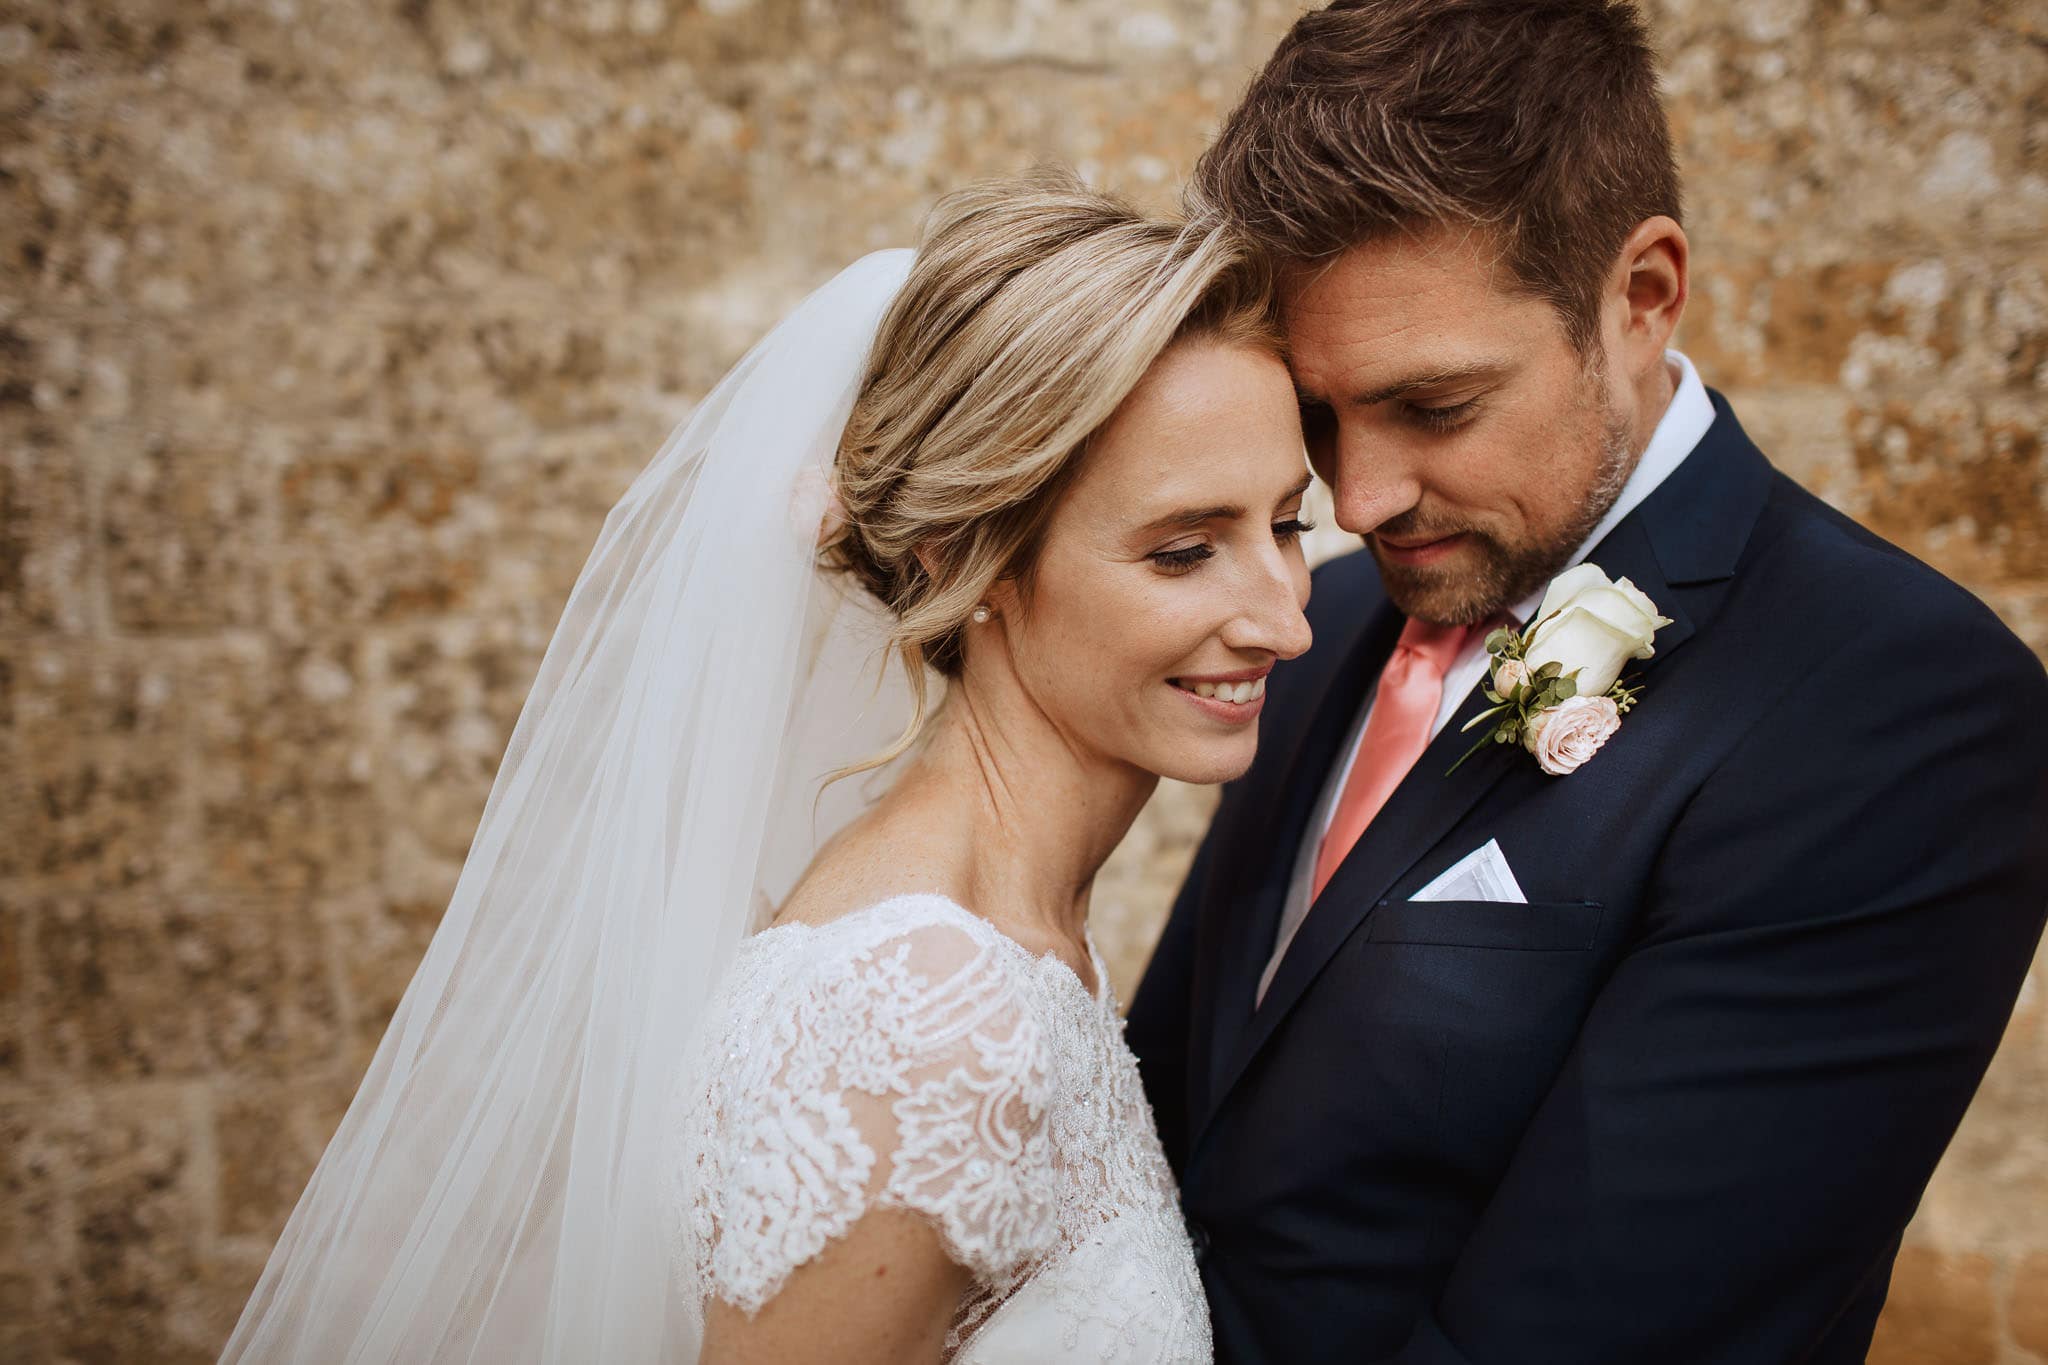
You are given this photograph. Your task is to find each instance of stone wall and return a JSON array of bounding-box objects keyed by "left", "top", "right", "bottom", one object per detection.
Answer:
[{"left": 2, "top": 0, "right": 2042, "bottom": 1359}]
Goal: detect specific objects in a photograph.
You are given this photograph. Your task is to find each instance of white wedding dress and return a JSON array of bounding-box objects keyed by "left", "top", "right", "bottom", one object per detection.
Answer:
[{"left": 665, "top": 892, "right": 1212, "bottom": 1363}]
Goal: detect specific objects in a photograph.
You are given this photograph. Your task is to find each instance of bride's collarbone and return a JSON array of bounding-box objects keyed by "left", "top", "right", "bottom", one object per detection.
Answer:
[{"left": 771, "top": 879, "right": 1098, "bottom": 997}]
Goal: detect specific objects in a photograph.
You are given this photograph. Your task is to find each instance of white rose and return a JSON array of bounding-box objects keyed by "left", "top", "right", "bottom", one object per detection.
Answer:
[
  {"left": 1492, "top": 657, "right": 1532, "bottom": 699},
  {"left": 1523, "top": 564, "right": 1674, "bottom": 698},
  {"left": 1522, "top": 694, "right": 1623, "bottom": 776}
]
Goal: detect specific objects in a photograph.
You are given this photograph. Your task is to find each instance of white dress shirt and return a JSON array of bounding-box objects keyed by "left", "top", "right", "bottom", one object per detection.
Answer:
[{"left": 1256, "top": 350, "right": 1715, "bottom": 1000}]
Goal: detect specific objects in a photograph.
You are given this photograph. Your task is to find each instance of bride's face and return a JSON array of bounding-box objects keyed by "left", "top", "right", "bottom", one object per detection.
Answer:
[{"left": 988, "top": 338, "right": 1315, "bottom": 785}]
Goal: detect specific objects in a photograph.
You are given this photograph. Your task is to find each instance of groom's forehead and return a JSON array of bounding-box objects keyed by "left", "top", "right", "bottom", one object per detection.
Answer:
[
  {"left": 1278, "top": 226, "right": 1525, "bottom": 320},
  {"left": 1277, "top": 236, "right": 1551, "bottom": 395}
]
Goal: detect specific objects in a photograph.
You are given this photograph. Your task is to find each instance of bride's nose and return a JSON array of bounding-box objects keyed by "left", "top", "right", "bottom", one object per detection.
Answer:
[{"left": 1220, "top": 552, "right": 1313, "bottom": 662}]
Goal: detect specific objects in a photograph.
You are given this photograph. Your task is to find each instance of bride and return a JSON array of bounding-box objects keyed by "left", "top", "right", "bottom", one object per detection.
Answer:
[{"left": 223, "top": 167, "right": 1313, "bottom": 1364}]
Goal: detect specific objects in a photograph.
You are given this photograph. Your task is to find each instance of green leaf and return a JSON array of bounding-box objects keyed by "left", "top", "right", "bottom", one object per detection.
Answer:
[
  {"left": 1536, "top": 660, "right": 1563, "bottom": 681},
  {"left": 1446, "top": 724, "right": 1499, "bottom": 776},
  {"left": 1554, "top": 675, "right": 1576, "bottom": 700},
  {"left": 1485, "top": 628, "right": 1513, "bottom": 654},
  {"left": 1459, "top": 702, "right": 1511, "bottom": 733}
]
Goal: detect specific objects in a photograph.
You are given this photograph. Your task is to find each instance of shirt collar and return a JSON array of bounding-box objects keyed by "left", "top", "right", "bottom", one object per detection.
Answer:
[{"left": 1506, "top": 347, "right": 1714, "bottom": 623}]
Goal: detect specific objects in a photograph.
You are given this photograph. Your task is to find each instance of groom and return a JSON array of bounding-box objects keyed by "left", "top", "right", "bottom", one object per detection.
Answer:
[{"left": 1128, "top": 3, "right": 2048, "bottom": 1362}]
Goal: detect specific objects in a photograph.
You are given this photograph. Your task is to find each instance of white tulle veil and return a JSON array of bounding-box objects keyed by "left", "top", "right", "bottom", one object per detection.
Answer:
[{"left": 222, "top": 247, "right": 922, "bottom": 1363}]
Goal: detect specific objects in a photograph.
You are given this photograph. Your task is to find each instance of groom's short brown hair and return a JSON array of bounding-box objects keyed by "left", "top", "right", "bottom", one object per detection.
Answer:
[{"left": 1194, "top": 0, "right": 1680, "bottom": 350}]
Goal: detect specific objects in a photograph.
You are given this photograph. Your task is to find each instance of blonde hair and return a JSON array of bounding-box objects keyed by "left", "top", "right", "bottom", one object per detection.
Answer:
[{"left": 819, "top": 165, "right": 1284, "bottom": 778}]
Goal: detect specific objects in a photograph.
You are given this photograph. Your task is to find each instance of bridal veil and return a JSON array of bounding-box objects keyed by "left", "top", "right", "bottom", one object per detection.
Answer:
[{"left": 222, "top": 248, "right": 920, "bottom": 1362}]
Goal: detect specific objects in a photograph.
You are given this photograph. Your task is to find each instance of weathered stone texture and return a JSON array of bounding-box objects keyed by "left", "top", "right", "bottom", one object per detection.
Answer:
[
  {"left": 214, "top": 1082, "right": 349, "bottom": 1242},
  {"left": 31, "top": 895, "right": 340, "bottom": 1080},
  {"left": 0, "top": 420, "right": 95, "bottom": 636},
  {"left": 2012, "top": 1249, "right": 2048, "bottom": 1359},
  {"left": 102, "top": 430, "right": 273, "bottom": 632},
  {"left": 1867, "top": 1245, "right": 2000, "bottom": 1365},
  {"left": 8, "top": 641, "right": 183, "bottom": 890},
  {"left": 2, "top": 0, "right": 2042, "bottom": 1357},
  {"left": 0, "top": 1089, "right": 248, "bottom": 1363},
  {"left": 182, "top": 636, "right": 379, "bottom": 894}
]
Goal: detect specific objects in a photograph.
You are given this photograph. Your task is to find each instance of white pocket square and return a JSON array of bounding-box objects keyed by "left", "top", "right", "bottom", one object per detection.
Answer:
[{"left": 1409, "top": 838, "right": 1528, "bottom": 904}]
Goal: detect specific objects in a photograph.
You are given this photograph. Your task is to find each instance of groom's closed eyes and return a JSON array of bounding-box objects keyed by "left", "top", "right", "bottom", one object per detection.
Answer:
[{"left": 1296, "top": 356, "right": 1516, "bottom": 436}]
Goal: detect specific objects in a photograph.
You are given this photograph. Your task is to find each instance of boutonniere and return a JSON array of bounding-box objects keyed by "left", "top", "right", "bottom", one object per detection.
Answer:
[{"left": 1448, "top": 563, "right": 1674, "bottom": 777}]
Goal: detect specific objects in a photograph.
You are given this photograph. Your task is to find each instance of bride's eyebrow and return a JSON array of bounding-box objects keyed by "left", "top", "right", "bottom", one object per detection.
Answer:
[
  {"left": 1134, "top": 502, "right": 1243, "bottom": 534},
  {"left": 1131, "top": 474, "right": 1314, "bottom": 535}
]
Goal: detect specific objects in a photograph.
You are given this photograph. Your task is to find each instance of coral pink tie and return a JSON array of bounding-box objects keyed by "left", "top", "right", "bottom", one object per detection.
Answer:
[{"left": 1310, "top": 616, "right": 1487, "bottom": 902}]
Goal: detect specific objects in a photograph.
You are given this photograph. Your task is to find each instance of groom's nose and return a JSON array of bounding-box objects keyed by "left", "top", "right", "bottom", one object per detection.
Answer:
[{"left": 1327, "top": 435, "right": 1423, "bottom": 537}]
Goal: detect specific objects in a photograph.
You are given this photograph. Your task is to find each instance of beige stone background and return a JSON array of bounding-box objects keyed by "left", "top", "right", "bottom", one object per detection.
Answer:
[{"left": 1, "top": 0, "right": 2044, "bottom": 1359}]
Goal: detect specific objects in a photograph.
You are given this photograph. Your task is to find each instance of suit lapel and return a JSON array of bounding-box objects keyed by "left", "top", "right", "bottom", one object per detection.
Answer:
[
  {"left": 1191, "top": 593, "right": 1402, "bottom": 1120},
  {"left": 1192, "top": 391, "right": 1771, "bottom": 1148},
  {"left": 1205, "top": 625, "right": 1542, "bottom": 1118}
]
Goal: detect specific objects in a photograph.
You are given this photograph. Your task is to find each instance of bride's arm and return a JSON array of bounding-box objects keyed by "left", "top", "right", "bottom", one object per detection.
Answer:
[{"left": 701, "top": 1206, "right": 971, "bottom": 1365}]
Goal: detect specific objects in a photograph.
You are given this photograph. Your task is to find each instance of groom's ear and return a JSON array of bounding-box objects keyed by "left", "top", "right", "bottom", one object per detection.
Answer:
[{"left": 1604, "top": 215, "right": 1689, "bottom": 382}]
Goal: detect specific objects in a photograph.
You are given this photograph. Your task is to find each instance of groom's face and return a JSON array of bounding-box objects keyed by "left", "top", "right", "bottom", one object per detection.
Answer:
[{"left": 1282, "top": 227, "right": 1636, "bottom": 627}]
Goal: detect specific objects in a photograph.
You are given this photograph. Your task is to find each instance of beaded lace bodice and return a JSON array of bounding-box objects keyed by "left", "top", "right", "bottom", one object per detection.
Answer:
[{"left": 664, "top": 893, "right": 1210, "bottom": 1363}]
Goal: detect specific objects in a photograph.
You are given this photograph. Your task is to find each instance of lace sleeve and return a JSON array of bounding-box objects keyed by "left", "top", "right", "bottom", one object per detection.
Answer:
[{"left": 689, "top": 914, "right": 1059, "bottom": 1318}]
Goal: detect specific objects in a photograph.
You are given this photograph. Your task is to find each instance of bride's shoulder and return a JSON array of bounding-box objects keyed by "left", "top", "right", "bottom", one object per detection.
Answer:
[
  {"left": 752, "top": 891, "right": 1033, "bottom": 1008},
  {"left": 682, "top": 889, "right": 1068, "bottom": 1318},
  {"left": 772, "top": 887, "right": 990, "bottom": 942}
]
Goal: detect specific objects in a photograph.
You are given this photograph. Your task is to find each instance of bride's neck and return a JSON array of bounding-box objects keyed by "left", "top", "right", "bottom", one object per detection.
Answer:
[{"left": 889, "top": 676, "right": 1158, "bottom": 951}]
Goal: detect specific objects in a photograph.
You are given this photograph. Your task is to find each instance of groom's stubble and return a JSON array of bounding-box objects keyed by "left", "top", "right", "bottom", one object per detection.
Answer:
[{"left": 1372, "top": 361, "right": 1639, "bottom": 629}]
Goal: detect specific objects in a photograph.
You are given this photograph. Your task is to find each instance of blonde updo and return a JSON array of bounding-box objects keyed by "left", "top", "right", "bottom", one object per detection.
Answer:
[{"left": 819, "top": 164, "right": 1285, "bottom": 774}]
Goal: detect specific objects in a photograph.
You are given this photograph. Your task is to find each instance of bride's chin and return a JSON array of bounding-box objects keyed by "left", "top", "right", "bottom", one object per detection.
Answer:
[{"left": 1148, "top": 737, "right": 1260, "bottom": 788}]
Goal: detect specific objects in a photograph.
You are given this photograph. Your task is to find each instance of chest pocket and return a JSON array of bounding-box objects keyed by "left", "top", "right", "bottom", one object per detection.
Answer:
[
  {"left": 1340, "top": 896, "right": 1610, "bottom": 1180},
  {"left": 1364, "top": 896, "right": 1606, "bottom": 951}
]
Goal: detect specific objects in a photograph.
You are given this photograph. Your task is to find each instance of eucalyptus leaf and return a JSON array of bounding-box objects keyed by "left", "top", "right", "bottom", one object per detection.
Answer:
[
  {"left": 1445, "top": 725, "right": 1498, "bottom": 776},
  {"left": 1460, "top": 702, "right": 1511, "bottom": 733}
]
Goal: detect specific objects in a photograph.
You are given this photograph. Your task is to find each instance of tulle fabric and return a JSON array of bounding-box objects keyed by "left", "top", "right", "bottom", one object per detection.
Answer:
[{"left": 222, "top": 249, "right": 920, "bottom": 1363}]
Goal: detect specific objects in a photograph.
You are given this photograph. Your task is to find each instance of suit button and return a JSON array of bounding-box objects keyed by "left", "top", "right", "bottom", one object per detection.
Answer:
[{"left": 1188, "top": 1220, "right": 1212, "bottom": 1261}]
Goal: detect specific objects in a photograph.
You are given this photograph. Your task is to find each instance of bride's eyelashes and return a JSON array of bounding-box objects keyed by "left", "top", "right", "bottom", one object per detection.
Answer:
[
  {"left": 1149, "top": 543, "right": 1212, "bottom": 572},
  {"left": 1149, "top": 517, "right": 1317, "bottom": 574}
]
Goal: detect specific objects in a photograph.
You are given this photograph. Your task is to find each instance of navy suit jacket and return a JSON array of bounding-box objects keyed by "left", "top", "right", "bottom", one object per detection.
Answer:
[{"left": 1127, "top": 393, "right": 2048, "bottom": 1364}]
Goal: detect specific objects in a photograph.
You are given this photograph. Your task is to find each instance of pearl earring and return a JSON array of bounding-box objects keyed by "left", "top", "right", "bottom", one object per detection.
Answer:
[{"left": 971, "top": 604, "right": 992, "bottom": 624}]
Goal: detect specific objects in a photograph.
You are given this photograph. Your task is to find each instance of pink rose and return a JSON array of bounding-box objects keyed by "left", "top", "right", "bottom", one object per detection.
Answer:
[
  {"left": 1492, "top": 657, "right": 1532, "bottom": 700},
  {"left": 1522, "top": 695, "right": 1623, "bottom": 776}
]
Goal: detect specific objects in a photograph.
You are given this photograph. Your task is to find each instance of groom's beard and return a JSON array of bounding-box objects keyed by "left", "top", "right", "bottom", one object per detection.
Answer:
[{"left": 1371, "top": 403, "right": 1637, "bottom": 629}]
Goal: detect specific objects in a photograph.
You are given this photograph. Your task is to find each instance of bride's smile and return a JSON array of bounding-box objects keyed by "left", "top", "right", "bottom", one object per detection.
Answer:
[
  {"left": 982, "top": 335, "right": 1314, "bottom": 789},
  {"left": 1167, "top": 669, "right": 1269, "bottom": 721}
]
